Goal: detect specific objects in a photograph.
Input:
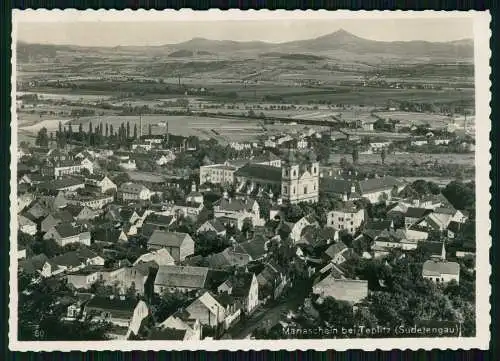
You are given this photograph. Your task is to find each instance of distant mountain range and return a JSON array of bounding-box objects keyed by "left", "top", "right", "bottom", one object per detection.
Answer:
[
  {"left": 17, "top": 29, "right": 474, "bottom": 62},
  {"left": 169, "top": 29, "right": 474, "bottom": 59}
]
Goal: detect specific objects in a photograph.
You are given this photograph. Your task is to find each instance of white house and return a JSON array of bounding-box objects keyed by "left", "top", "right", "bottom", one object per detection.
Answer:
[
  {"left": 132, "top": 143, "right": 153, "bottom": 152},
  {"left": 157, "top": 315, "right": 202, "bottom": 341},
  {"left": 312, "top": 276, "right": 368, "bottom": 304},
  {"left": 289, "top": 215, "right": 318, "bottom": 244},
  {"left": 119, "top": 182, "right": 153, "bottom": 201},
  {"left": 18, "top": 215, "right": 37, "bottom": 235},
  {"left": 133, "top": 248, "right": 176, "bottom": 267},
  {"left": 155, "top": 151, "right": 176, "bottom": 166},
  {"left": 43, "top": 223, "right": 91, "bottom": 247},
  {"left": 84, "top": 297, "right": 149, "bottom": 339},
  {"left": 422, "top": 260, "right": 460, "bottom": 284},
  {"left": 327, "top": 203, "right": 364, "bottom": 235},
  {"left": 85, "top": 175, "right": 117, "bottom": 193},
  {"left": 119, "top": 159, "right": 137, "bottom": 170},
  {"left": 296, "top": 139, "right": 308, "bottom": 150},
  {"left": 213, "top": 197, "right": 262, "bottom": 231}
]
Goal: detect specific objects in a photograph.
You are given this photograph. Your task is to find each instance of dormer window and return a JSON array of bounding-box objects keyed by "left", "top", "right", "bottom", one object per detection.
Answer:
[
  {"left": 292, "top": 170, "right": 297, "bottom": 177},
  {"left": 313, "top": 167, "right": 317, "bottom": 174}
]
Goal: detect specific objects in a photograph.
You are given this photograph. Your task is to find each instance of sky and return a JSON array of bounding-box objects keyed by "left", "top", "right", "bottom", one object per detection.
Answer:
[{"left": 14, "top": 11, "right": 475, "bottom": 47}]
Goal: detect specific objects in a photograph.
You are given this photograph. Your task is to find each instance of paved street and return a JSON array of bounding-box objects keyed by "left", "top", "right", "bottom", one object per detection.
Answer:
[{"left": 229, "top": 279, "right": 311, "bottom": 339}]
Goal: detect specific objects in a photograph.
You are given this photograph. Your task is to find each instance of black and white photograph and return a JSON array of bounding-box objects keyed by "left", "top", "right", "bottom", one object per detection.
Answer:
[{"left": 9, "top": 10, "right": 491, "bottom": 351}]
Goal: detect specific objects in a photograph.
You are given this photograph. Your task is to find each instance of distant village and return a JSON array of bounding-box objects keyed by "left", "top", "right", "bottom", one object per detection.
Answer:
[{"left": 17, "top": 121, "right": 476, "bottom": 340}]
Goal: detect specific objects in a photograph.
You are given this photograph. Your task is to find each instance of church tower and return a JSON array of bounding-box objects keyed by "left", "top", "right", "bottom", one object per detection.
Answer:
[{"left": 281, "top": 149, "right": 319, "bottom": 204}]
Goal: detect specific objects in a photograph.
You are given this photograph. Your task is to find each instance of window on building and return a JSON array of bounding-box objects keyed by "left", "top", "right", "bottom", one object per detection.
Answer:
[
  {"left": 292, "top": 187, "right": 296, "bottom": 194},
  {"left": 303, "top": 186, "right": 308, "bottom": 194},
  {"left": 285, "top": 170, "right": 289, "bottom": 177},
  {"left": 292, "top": 170, "right": 296, "bottom": 177},
  {"left": 313, "top": 167, "right": 317, "bottom": 174},
  {"left": 283, "top": 186, "right": 288, "bottom": 194}
]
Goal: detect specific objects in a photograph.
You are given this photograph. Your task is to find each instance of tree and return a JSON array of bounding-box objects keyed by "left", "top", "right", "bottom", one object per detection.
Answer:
[
  {"left": 442, "top": 180, "right": 475, "bottom": 213},
  {"left": 126, "top": 121, "right": 131, "bottom": 139},
  {"left": 380, "top": 147, "right": 386, "bottom": 165},
  {"left": 35, "top": 127, "right": 49, "bottom": 147},
  {"left": 148, "top": 123, "right": 152, "bottom": 136},
  {"left": 105, "top": 123, "right": 109, "bottom": 138},
  {"left": 284, "top": 204, "right": 304, "bottom": 223},
  {"left": 31, "top": 238, "right": 63, "bottom": 258},
  {"left": 241, "top": 218, "right": 253, "bottom": 238},
  {"left": 152, "top": 291, "right": 191, "bottom": 323},
  {"left": 68, "top": 124, "right": 73, "bottom": 138},
  {"left": 78, "top": 123, "right": 83, "bottom": 135},
  {"left": 372, "top": 201, "right": 387, "bottom": 219},
  {"left": 109, "top": 124, "right": 114, "bottom": 137},
  {"left": 133, "top": 124, "right": 138, "bottom": 139},
  {"left": 315, "top": 297, "right": 355, "bottom": 329},
  {"left": 88, "top": 121, "right": 93, "bottom": 135},
  {"left": 352, "top": 146, "right": 359, "bottom": 165},
  {"left": 18, "top": 271, "right": 112, "bottom": 341},
  {"left": 339, "top": 157, "right": 348, "bottom": 170}
]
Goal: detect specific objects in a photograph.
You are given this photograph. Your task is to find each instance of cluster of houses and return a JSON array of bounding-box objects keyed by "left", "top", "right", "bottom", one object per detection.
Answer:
[{"left": 16, "top": 142, "right": 475, "bottom": 340}]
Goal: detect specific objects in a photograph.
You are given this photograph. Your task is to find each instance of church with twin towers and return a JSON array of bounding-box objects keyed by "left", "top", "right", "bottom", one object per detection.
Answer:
[{"left": 200, "top": 149, "right": 319, "bottom": 204}]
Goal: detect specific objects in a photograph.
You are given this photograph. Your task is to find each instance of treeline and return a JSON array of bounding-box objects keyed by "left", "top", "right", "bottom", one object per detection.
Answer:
[{"left": 36, "top": 120, "right": 155, "bottom": 149}]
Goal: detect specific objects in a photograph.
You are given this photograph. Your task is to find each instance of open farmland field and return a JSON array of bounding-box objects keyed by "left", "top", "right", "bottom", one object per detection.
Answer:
[
  {"left": 17, "top": 131, "right": 37, "bottom": 145},
  {"left": 342, "top": 130, "right": 412, "bottom": 140},
  {"left": 328, "top": 152, "right": 475, "bottom": 166},
  {"left": 17, "top": 91, "right": 112, "bottom": 102},
  {"left": 19, "top": 118, "right": 70, "bottom": 132},
  {"left": 69, "top": 115, "right": 266, "bottom": 144},
  {"left": 374, "top": 111, "right": 454, "bottom": 125}
]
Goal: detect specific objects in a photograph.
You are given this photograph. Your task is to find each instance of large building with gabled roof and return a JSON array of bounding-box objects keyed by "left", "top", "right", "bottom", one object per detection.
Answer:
[{"left": 281, "top": 150, "right": 319, "bottom": 204}]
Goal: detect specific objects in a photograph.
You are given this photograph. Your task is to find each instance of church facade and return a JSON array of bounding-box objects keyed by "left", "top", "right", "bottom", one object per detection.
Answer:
[{"left": 281, "top": 151, "right": 319, "bottom": 204}]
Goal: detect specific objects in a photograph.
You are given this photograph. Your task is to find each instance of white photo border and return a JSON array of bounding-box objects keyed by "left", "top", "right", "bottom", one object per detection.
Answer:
[{"left": 8, "top": 9, "right": 492, "bottom": 352}]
